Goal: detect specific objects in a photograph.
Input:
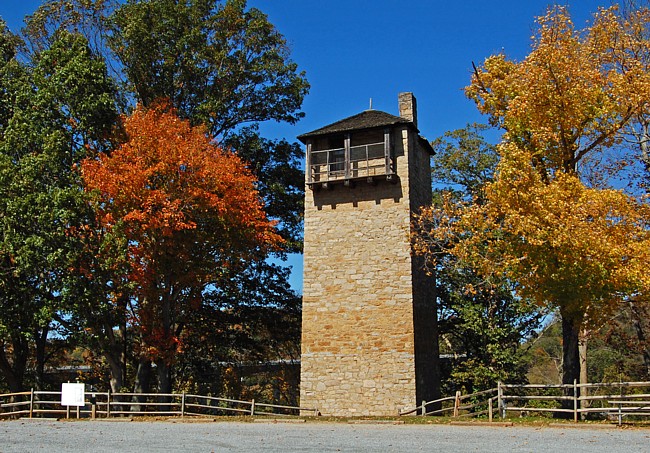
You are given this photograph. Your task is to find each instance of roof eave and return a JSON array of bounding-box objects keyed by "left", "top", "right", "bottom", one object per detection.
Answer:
[{"left": 297, "top": 110, "right": 412, "bottom": 143}]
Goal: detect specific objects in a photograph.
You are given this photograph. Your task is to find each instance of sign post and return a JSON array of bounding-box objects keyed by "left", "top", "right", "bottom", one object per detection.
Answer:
[{"left": 61, "top": 383, "right": 85, "bottom": 419}]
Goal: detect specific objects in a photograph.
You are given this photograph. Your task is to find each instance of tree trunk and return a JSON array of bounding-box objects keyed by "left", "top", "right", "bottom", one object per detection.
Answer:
[
  {"left": 132, "top": 356, "right": 152, "bottom": 412},
  {"left": 156, "top": 361, "right": 172, "bottom": 394},
  {"left": 557, "top": 306, "right": 581, "bottom": 418},
  {"left": 561, "top": 313, "right": 581, "bottom": 386},
  {"left": 629, "top": 299, "right": 650, "bottom": 378},
  {"left": 0, "top": 335, "right": 29, "bottom": 393},
  {"left": 105, "top": 352, "right": 124, "bottom": 394},
  {"left": 0, "top": 348, "right": 25, "bottom": 393},
  {"left": 98, "top": 317, "right": 126, "bottom": 394},
  {"left": 157, "top": 287, "right": 174, "bottom": 397},
  {"left": 121, "top": 314, "right": 128, "bottom": 392},
  {"left": 156, "top": 360, "right": 172, "bottom": 408},
  {"left": 104, "top": 351, "right": 127, "bottom": 414},
  {"left": 34, "top": 325, "right": 49, "bottom": 390}
]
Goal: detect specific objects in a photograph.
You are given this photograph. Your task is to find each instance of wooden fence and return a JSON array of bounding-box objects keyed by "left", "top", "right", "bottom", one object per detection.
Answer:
[
  {"left": 5, "top": 381, "right": 650, "bottom": 423},
  {"left": 0, "top": 389, "right": 318, "bottom": 419},
  {"left": 399, "top": 388, "right": 497, "bottom": 418},
  {"left": 400, "top": 381, "right": 650, "bottom": 425}
]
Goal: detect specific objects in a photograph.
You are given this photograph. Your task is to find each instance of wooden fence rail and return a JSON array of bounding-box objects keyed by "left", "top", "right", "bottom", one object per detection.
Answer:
[
  {"left": 400, "top": 380, "right": 650, "bottom": 425},
  {"left": 0, "top": 390, "right": 318, "bottom": 420}
]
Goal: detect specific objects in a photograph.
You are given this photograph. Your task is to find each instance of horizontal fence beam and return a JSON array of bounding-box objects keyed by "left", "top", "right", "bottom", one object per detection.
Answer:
[
  {"left": 459, "top": 388, "right": 497, "bottom": 399},
  {"left": 502, "top": 395, "right": 574, "bottom": 401},
  {"left": 0, "top": 392, "right": 31, "bottom": 398},
  {"left": 505, "top": 406, "right": 575, "bottom": 413},
  {"left": 0, "top": 410, "right": 30, "bottom": 417}
]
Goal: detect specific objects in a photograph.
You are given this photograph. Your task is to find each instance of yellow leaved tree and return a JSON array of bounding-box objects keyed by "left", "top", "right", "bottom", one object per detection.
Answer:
[{"left": 414, "top": 5, "right": 650, "bottom": 392}]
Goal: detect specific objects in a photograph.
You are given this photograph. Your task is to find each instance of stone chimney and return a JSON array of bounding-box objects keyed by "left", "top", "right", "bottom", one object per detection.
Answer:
[{"left": 398, "top": 92, "right": 417, "bottom": 129}]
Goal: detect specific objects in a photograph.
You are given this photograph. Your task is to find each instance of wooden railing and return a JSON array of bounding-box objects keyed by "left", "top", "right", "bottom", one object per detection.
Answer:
[
  {"left": 0, "top": 390, "right": 318, "bottom": 419},
  {"left": 308, "top": 141, "right": 393, "bottom": 184},
  {"left": 400, "top": 380, "right": 650, "bottom": 425}
]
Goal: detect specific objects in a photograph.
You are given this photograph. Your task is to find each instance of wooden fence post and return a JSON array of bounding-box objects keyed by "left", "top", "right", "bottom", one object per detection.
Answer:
[
  {"left": 107, "top": 389, "right": 111, "bottom": 418},
  {"left": 488, "top": 397, "right": 493, "bottom": 422},
  {"left": 250, "top": 399, "right": 255, "bottom": 416},
  {"left": 497, "top": 382, "right": 504, "bottom": 419},
  {"left": 618, "top": 380, "right": 624, "bottom": 426},
  {"left": 421, "top": 400, "right": 426, "bottom": 416},
  {"left": 453, "top": 391, "right": 461, "bottom": 417},
  {"left": 181, "top": 392, "right": 185, "bottom": 417},
  {"left": 29, "top": 388, "right": 34, "bottom": 419},
  {"left": 90, "top": 390, "right": 96, "bottom": 419},
  {"left": 573, "top": 379, "right": 578, "bottom": 423}
]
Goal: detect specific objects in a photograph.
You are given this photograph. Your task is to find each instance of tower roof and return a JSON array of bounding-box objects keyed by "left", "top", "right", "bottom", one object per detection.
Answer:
[{"left": 297, "top": 110, "right": 412, "bottom": 143}]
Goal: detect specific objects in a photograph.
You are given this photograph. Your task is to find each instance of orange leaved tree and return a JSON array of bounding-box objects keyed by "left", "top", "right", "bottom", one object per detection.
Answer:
[{"left": 82, "top": 103, "right": 282, "bottom": 393}]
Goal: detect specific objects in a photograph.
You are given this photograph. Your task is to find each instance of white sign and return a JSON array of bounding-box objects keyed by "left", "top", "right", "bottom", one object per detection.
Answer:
[{"left": 61, "top": 383, "right": 85, "bottom": 407}]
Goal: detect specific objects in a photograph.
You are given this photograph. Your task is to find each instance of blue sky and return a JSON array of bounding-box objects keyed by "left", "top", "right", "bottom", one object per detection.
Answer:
[{"left": 1, "top": 1, "right": 613, "bottom": 292}]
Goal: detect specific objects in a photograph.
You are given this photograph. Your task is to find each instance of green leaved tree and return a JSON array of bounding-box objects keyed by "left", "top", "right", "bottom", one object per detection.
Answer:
[
  {"left": 415, "top": 124, "right": 544, "bottom": 394},
  {"left": 0, "top": 24, "right": 118, "bottom": 392}
]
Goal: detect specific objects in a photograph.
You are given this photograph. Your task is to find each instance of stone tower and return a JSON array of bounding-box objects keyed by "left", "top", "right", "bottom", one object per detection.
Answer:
[{"left": 298, "top": 93, "right": 439, "bottom": 416}]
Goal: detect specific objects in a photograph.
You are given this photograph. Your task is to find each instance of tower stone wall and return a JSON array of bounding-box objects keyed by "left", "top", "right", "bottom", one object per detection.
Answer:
[{"left": 300, "top": 94, "right": 438, "bottom": 416}]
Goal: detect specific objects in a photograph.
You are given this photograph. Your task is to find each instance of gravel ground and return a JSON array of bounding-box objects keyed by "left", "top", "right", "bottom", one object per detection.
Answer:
[{"left": 1, "top": 419, "right": 650, "bottom": 452}]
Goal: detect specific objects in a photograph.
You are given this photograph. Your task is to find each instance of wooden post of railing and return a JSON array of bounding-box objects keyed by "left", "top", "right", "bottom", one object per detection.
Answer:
[
  {"left": 384, "top": 128, "right": 391, "bottom": 176},
  {"left": 90, "top": 390, "right": 96, "bottom": 419},
  {"left": 250, "top": 399, "right": 255, "bottom": 416},
  {"left": 107, "top": 389, "right": 111, "bottom": 418},
  {"left": 29, "top": 388, "right": 34, "bottom": 418},
  {"left": 344, "top": 134, "right": 351, "bottom": 179},
  {"left": 181, "top": 392, "right": 185, "bottom": 417},
  {"left": 488, "top": 397, "right": 493, "bottom": 422},
  {"left": 573, "top": 379, "right": 578, "bottom": 423},
  {"left": 306, "top": 142, "right": 312, "bottom": 183},
  {"left": 618, "top": 380, "right": 624, "bottom": 426},
  {"left": 453, "top": 391, "right": 461, "bottom": 417},
  {"left": 497, "top": 382, "right": 504, "bottom": 419},
  {"left": 421, "top": 400, "right": 426, "bottom": 416}
]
